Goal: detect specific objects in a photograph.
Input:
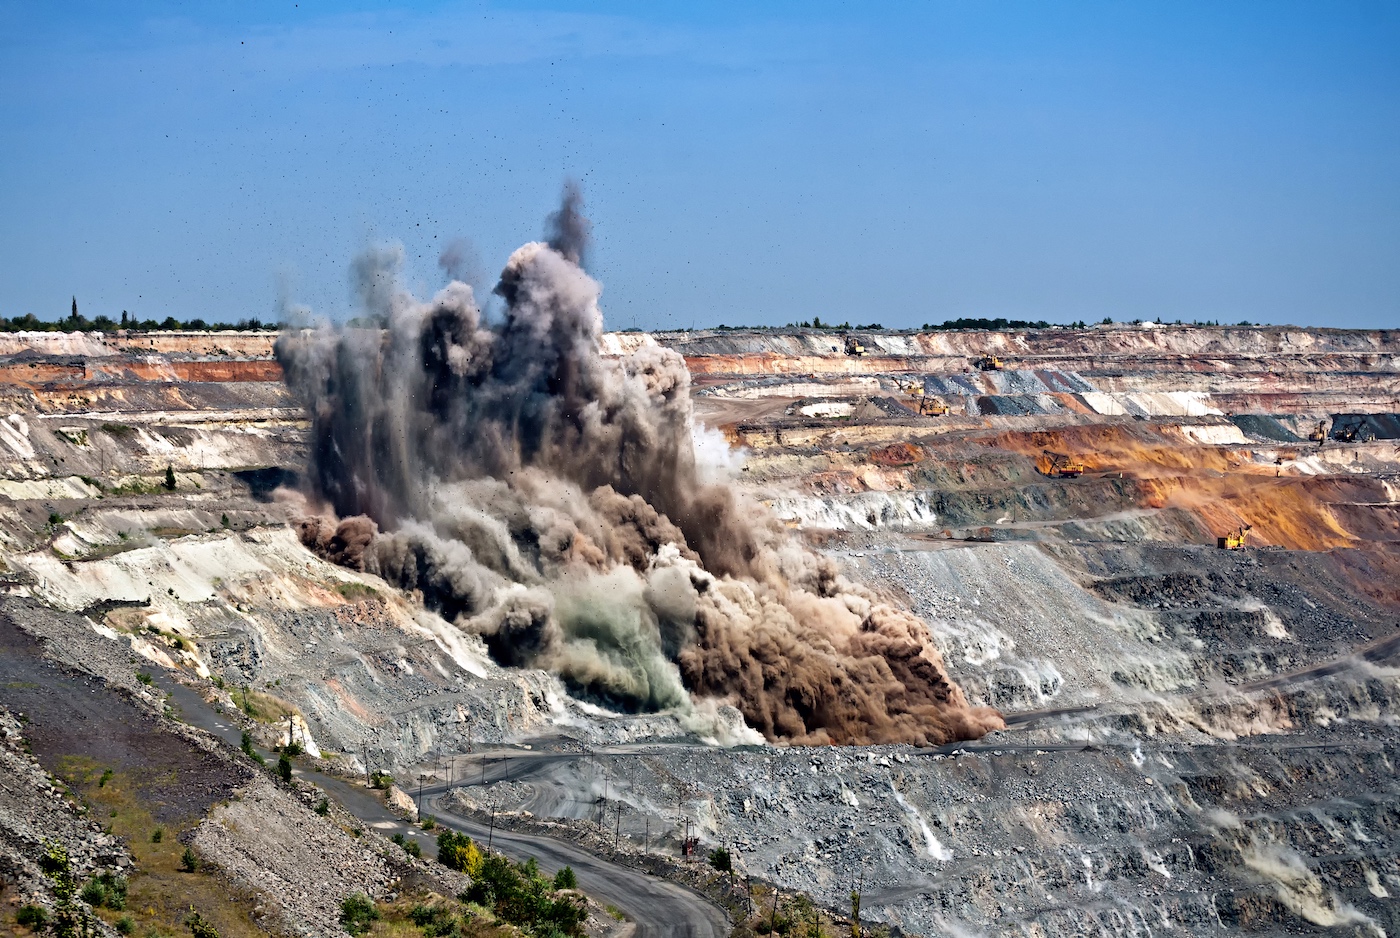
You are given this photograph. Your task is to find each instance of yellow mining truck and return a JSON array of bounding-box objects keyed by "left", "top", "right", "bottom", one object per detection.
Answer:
[{"left": 1217, "top": 524, "right": 1252, "bottom": 549}]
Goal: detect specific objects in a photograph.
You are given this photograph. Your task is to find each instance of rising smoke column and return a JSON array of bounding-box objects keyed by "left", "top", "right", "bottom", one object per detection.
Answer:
[{"left": 278, "top": 189, "right": 1003, "bottom": 746}]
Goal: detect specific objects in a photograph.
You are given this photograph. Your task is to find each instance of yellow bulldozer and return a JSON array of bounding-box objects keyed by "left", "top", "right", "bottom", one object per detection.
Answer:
[
  {"left": 1040, "top": 450, "right": 1086, "bottom": 478},
  {"left": 1217, "top": 524, "right": 1252, "bottom": 550},
  {"left": 975, "top": 355, "right": 1005, "bottom": 371}
]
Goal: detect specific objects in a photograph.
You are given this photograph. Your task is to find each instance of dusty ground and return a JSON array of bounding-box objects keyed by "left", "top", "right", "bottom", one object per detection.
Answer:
[{"left": 1, "top": 324, "right": 1398, "bottom": 936}]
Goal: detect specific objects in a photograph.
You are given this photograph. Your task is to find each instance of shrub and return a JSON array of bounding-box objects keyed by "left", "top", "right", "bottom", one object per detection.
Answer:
[
  {"left": 420, "top": 815, "right": 435, "bottom": 831},
  {"left": 404, "top": 839, "right": 422, "bottom": 859},
  {"left": 48, "top": 512, "right": 64, "bottom": 527},
  {"left": 708, "top": 846, "right": 732, "bottom": 872},
  {"left": 16, "top": 904, "right": 47, "bottom": 927},
  {"left": 164, "top": 466, "right": 177, "bottom": 491},
  {"left": 315, "top": 797, "right": 329, "bottom": 816},
  {"left": 408, "top": 903, "right": 457, "bottom": 937},
  {"left": 115, "top": 915, "right": 134, "bottom": 935},
  {"left": 181, "top": 846, "right": 199, "bottom": 872},
  {"left": 553, "top": 865, "right": 577, "bottom": 890},
  {"left": 98, "top": 768, "right": 113, "bottom": 787},
  {"left": 185, "top": 910, "right": 219, "bottom": 938},
  {"left": 340, "top": 893, "right": 378, "bottom": 936},
  {"left": 370, "top": 771, "right": 393, "bottom": 790},
  {"left": 277, "top": 753, "right": 293, "bottom": 784},
  {"left": 461, "top": 852, "right": 587, "bottom": 936},
  {"left": 80, "top": 871, "right": 127, "bottom": 910},
  {"left": 136, "top": 672, "right": 153, "bottom": 686},
  {"left": 152, "top": 828, "right": 163, "bottom": 843},
  {"left": 436, "top": 829, "right": 481, "bottom": 875},
  {"left": 283, "top": 741, "right": 303, "bottom": 757}
]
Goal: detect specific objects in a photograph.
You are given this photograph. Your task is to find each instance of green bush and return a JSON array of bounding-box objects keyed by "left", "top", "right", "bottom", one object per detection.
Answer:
[
  {"left": 420, "top": 815, "right": 435, "bottom": 831},
  {"left": 370, "top": 771, "right": 393, "bottom": 790},
  {"left": 404, "top": 839, "right": 422, "bottom": 859},
  {"left": 340, "top": 893, "right": 378, "bottom": 936},
  {"left": 98, "top": 769, "right": 113, "bottom": 788},
  {"left": 181, "top": 846, "right": 199, "bottom": 872},
  {"left": 436, "top": 829, "right": 467, "bottom": 871},
  {"left": 80, "top": 871, "right": 127, "bottom": 910},
  {"left": 408, "top": 903, "right": 458, "bottom": 937},
  {"left": 115, "top": 915, "right": 134, "bottom": 935},
  {"left": 185, "top": 910, "right": 219, "bottom": 938},
  {"left": 460, "top": 852, "right": 587, "bottom": 936},
  {"left": 16, "top": 904, "right": 47, "bottom": 927},
  {"left": 708, "top": 846, "right": 732, "bottom": 872},
  {"left": 552, "top": 866, "right": 577, "bottom": 890},
  {"left": 152, "top": 828, "right": 163, "bottom": 843},
  {"left": 277, "top": 753, "right": 293, "bottom": 784},
  {"left": 315, "top": 797, "right": 330, "bottom": 816}
]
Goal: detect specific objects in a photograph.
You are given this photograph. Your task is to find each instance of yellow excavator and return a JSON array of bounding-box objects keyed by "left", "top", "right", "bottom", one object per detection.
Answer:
[
  {"left": 904, "top": 382, "right": 949, "bottom": 416},
  {"left": 844, "top": 335, "right": 866, "bottom": 357},
  {"left": 1217, "top": 524, "right": 1252, "bottom": 550},
  {"left": 975, "top": 355, "right": 1005, "bottom": 371},
  {"left": 1308, "top": 420, "right": 1328, "bottom": 444},
  {"left": 1040, "top": 450, "right": 1086, "bottom": 478}
]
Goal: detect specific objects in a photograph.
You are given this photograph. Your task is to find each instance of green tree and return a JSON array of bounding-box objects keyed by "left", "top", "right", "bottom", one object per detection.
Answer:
[
  {"left": 277, "top": 753, "right": 293, "bottom": 784},
  {"left": 164, "top": 465, "right": 177, "bottom": 491}
]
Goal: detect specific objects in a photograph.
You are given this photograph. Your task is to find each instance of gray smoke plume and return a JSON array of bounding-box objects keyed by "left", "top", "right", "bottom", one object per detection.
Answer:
[{"left": 278, "top": 189, "right": 1002, "bottom": 745}]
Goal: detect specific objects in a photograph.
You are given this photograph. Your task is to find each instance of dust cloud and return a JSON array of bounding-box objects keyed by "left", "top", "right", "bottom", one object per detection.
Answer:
[{"left": 278, "top": 186, "right": 1002, "bottom": 746}]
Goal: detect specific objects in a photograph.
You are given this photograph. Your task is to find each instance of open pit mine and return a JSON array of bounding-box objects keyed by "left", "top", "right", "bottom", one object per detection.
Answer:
[{"left": 1, "top": 305, "right": 1399, "bottom": 937}]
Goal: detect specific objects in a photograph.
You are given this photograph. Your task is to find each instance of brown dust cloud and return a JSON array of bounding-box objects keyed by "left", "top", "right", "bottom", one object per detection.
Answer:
[{"left": 277, "top": 187, "right": 1002, "bottom": 746}]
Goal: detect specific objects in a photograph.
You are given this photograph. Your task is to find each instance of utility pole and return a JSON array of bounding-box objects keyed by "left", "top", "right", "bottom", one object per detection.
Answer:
[
  {"left": 614, "top": 803, "right": 623, "bottom": 851},
  {"left": 644, "top": 817, "right": 649, "bottom": 856},
  {"left": 417, "top": 774, "right": 424, "bottom": 816},
  {"left": 362, "top": 739, "right": 370, "bottom": 786},
  {"left": 487, "top": 809, "right": 495, "bottom": 852}
]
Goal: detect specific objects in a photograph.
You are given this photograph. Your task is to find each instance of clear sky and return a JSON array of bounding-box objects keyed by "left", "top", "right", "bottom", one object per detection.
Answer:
[{"left": 2, "top": 1, "right": 1398, "bottom": 330}]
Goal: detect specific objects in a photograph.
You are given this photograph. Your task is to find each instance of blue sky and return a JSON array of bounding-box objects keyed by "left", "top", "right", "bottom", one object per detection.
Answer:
[{"left": 2, "top": 1, "right": 1397, "bottom": 329}]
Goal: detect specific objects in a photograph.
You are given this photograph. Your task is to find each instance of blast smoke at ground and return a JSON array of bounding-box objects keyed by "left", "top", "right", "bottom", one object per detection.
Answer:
[{"left": 278, "top": 189, "right": 1002, "bottom": 746}]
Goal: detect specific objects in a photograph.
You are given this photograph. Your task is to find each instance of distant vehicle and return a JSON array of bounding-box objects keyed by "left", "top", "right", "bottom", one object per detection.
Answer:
[
  {"left": 903, "top": 382, "right": 949, "bottom": 416},
  {"left": 975, "top": 355, "right": 1005, "bottom": 371},
  {"left": 844, "top": 335, "right": 866, "bottom": 357},
  {"left": 1217, "top": 524, "right": 1252, "bottom": 550},
  {"left": 1330, "top": 415, "right": 1376, "bottom": 443},
  {"left": 1040, "top": 450, "right": 1085, "bottom": 478},
  {"left": 1308, "top": 420, "right": 1328, "bottom": 443}
]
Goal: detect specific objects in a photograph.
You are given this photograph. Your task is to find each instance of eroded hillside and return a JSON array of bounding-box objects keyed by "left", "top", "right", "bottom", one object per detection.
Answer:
[{"left": 1, "top": 323, "right": 1398, "bottom": 937}]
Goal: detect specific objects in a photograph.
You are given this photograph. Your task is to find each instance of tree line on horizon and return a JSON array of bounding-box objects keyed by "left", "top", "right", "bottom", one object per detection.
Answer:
[{"left": 0, "top": 298, "right": 275, "bottom": 334}]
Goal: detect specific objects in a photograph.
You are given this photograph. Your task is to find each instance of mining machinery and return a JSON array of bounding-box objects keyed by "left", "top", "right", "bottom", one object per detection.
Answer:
[
  {"left": 1040, "top": 450, "right": 1086, "bottom": 478},
  {"left": 975, "top": 355, "right": 1005, "bottom": 371},
  {"left": 1217, "top": 524, "right": 1252, "bottom": 550},
  {"left": 843, "top": 335, "right": 866, "bottom": 357},
  {"left": 1308, "top": 420, "right": 1328, "bottom": 444},
  {"left": 1331, "top": 415, "right": 1376, "bottom": 443},
  {"left": 903, "top": 382, "right": 949, "bottom": 416}
]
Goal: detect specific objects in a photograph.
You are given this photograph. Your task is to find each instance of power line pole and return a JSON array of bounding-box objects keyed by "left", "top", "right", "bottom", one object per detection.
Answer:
[{"left": 614, "top": 803, "right": 623, "bottom": 851}]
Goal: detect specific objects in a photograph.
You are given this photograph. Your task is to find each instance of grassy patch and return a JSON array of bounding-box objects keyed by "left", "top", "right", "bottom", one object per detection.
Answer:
[
  {"left": 364, "top": 894, "right": 514, "bottom": 938},
  {"left": 235, "top": 688, "right": 299, "bottom": 725},
  {"left": 53, "top": 758, "right": 269, "bottom": 938},
  {"left": 335, "top": 581, "right": 379, "bottom": 602},
  {"left": 110, "top": 477, "right": 162, "bottom": 497}
]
